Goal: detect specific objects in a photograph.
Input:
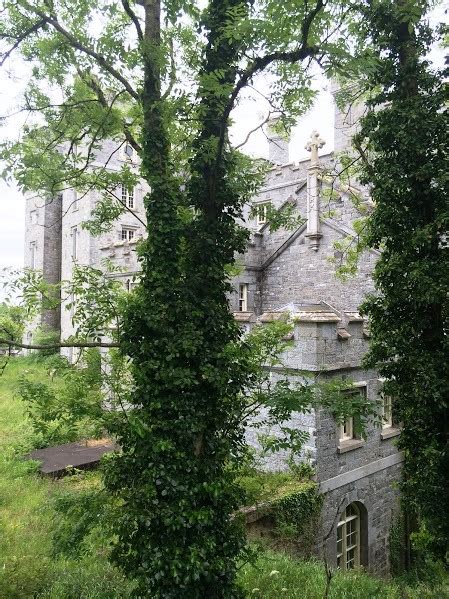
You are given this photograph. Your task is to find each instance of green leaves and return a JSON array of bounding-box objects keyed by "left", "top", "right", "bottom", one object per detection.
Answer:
[{"left": 353, "top": 0, "right": 449, "bottom": 560}]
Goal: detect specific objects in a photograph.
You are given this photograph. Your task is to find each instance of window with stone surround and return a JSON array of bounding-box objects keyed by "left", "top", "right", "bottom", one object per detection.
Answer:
[
  {"left": 339, "top": 416, "right": 354, "bottom": 442},
  {"left": 71, "top": 226, "right": 78, "bottom": 260},
  {"left": 121, "top": 142, "right": 135, "bottom": 162},
  {"left": 121, "top": 185, "right": 135, "bottom": 209},
  {"left": 382, "top": 395, "right": 393, "bottom": 429},
  {"left": 30, "top": 241, "right": 36, "bottom": 269},
  {"left": 337, "top": 503, "right": 360, "bottom": 570},
  {"left": 238, "top": 283, "right": 248, "bottom": 312},
  {"left": 30, "top": 210, "right": 38, "bottom": 224},
  {"left": 338, "top": 385, "right": 366, "bottom": 450},
  {"left": 255, "top": 202, "right": 269, "bottom": 225},
  {"left": 121, "top": 226, "right": 136, "bottom": 242}
]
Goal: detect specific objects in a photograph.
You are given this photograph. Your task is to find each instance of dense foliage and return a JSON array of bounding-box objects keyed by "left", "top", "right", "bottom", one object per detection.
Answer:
[
  {"left": 0, "top": 302, "right": 24, "bottom": 350},
  {"left": 356, "top": 0, "right": 448, "bottom": 560},
  {"left": 0, "top": 0, "right": 365, "bottom": 594}
]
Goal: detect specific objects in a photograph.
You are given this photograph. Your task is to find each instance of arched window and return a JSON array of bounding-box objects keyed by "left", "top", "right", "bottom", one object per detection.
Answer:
[{"left": 337, "top": 503, "right": 360, "bottom": 570}]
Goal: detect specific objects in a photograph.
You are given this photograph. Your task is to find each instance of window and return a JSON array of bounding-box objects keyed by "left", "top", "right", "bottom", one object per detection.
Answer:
[
  {"left": 238, "top": 283, "right": 248, "bottom": 312},
  {"left": 121, "top": 227, "right": 136, "bottom": 242},
  {"left": 122, "top": 142, "right": 135, "bottom": 161},
  {"left": 30, "top": 242, "right": 36, "bottom": 268},
  {"left": 339, "top": 417, "right": 354, "bottom": 442},
  {"left": 337, "top": 503, "right": 360, "bottom": 570},
  {"left": 338, "top": 386, "right": 366, "bottom": 445},
  {"left": 255, "top": 202, "right": 269, "bottom": 225},
  {"left": 121, "top": 185, "right": 135, "bottom": 209},
  {"left": 30, "top": 210, "right": 38, "bottom": 224},
  {"left": 71, "top": 227, "right": 78, "bottom": 259},
  {"left": 382, "top": 395, "right": 393, "bottom": 429}
]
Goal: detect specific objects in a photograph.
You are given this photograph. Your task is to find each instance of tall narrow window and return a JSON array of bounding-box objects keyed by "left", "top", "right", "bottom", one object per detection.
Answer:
[
  {"left": 255, "top": 202, "right": 269, "bottom": 225},
  {"left": 71, "top": 227, "right": 78, "bottom": 259},
  {"left": 338, "top": 386, "right": 366, "bottom": 444},
  {"left": 382, "top": 395, "right": 393, "bottom": 429},
  {"left": 339, "top": 417, "right": 354, "bottom": 442},
  {"left": 239, "top": 283, "right": 248, "bottom": 312},
  {"left": 30, "top": 210, "right": 37, "bottom": 224},
  {"left": 121, "top": 185, "right": 135, "bottom": 209},
  {"left": 122, "top": 142, "right": 135, "bottom": 161},
  {"left": 30, "top": 242, "right": 36, "bottom": 269},
  {"left": 337, "top": 503, "right": 360, "bottom": 570}
]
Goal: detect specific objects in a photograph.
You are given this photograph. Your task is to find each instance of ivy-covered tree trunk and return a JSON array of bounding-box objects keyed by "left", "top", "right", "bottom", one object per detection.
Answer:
[
  {"left": 358, "top": 0, "right": 449, "bottom": 558},
  {"left": 0, "top": 0, "right": 350, "bottom": 594},
  {"left": 105, "top": 1, "right": 252, "bottom": 596}
]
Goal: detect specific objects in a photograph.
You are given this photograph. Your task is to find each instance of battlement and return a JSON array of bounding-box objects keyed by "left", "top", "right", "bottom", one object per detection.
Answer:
[{"left": 235, "top": 302, "right": 368, "bottom": 372}]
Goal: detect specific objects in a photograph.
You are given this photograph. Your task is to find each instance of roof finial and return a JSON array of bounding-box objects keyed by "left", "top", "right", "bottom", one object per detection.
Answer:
[{"left": 305, "top": 130, "right": 325, "bottom": 166}]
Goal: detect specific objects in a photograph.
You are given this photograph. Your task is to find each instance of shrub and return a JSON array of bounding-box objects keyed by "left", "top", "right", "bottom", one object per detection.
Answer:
[{"left": 17, "top": 349, "right": 105, "bottom": 447}]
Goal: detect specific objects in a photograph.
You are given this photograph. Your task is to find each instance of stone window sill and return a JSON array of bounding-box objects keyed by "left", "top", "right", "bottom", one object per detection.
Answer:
[
  {"left": 381, "top": 428, "right": 401, "bottom": 441},
  {"left": 337, "top": 439, "right": 364, "bottom": 454}
]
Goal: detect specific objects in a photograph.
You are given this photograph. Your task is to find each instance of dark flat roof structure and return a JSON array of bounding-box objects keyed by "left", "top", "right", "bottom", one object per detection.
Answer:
[{"left": 27, "top": 439, "right": 117, "bottom": 477}]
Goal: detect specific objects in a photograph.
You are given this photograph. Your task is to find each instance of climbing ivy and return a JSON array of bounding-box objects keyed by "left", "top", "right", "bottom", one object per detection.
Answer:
[
  {"left": 355, "top": 0, "right": 449, "bottom": 560},
  {"left": 273, "top": 482, "right": 323, "bottom": 540}
]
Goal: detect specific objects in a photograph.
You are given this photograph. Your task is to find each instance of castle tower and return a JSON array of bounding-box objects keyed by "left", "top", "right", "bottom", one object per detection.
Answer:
[
  {"left": 24, "top": 193, "right": 62, "bottom": 337},
  {"left": 332, "top": 83, "right": 366, "bottom": 154}
]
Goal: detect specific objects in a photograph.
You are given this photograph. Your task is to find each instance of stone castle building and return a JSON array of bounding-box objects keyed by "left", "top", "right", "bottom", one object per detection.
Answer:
[{"left": 24, "top": 97, "right": 402, "bottom": 575}]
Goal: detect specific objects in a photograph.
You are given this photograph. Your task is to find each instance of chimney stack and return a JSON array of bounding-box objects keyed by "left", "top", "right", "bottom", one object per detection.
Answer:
[{"left": 266, "top": 118, "right": 289, "bottom": 165}]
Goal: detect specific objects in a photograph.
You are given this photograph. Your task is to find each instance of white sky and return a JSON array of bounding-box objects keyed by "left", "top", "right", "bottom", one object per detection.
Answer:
[{"left": 0, "top": 3, "right": 444, "bottom": 272}]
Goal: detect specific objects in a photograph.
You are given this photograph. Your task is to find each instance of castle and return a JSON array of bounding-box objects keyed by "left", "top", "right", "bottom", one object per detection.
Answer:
[{"left": 24, "top": 96, "right": 402, "bottom": 574}]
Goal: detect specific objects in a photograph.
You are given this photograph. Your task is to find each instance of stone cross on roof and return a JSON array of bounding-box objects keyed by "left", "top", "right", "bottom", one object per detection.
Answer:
[{"left": 305, "top": 130, "right": 325, "bottom": 166}]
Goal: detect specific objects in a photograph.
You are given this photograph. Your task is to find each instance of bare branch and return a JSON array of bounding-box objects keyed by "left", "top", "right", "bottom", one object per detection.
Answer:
[{"left": 234, "top": 112, "right": 272, "bottom": 150}]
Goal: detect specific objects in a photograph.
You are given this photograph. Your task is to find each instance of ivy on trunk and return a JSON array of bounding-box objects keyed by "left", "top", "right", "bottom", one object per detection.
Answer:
[{"left": 357, "top": 0, "right": 449, "bottom": 559}]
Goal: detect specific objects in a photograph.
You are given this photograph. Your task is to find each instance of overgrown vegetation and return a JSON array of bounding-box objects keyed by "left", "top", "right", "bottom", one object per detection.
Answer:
[
  {"left": 1, "top": 359, "right": 448, "bottom": 598},
  {"left": 356, "top": 0, "right": 449, "bottom": 560},
  {"left": 17, "top": 350, "right": 105, "bottom": 447}
]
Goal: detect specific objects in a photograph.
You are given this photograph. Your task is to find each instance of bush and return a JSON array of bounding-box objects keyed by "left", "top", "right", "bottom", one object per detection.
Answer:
[{"left": 17, "top": 349, "right": 105, "bottom": 447}]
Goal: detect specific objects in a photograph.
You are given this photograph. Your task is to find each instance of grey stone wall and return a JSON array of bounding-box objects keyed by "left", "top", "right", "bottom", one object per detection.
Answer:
[{"left": 319, "top": 461, "right": 402, "bottom": 575}]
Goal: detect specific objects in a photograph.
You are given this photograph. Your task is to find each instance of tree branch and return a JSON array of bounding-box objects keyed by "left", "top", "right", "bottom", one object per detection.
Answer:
[
  {"left": 0, "top": 338, "right": 120, "bottom": 350},
  {"left": 21, "top": 1, "right": 139, "bottom": 101},
  {"left": 234, "top": 112, "right": 272, "bottom": 150},
  {"left": 0, "top": 18, "right": 46, "bottom": 66},
  {"left": 121, "top": 0, "right": 143, "bottom": 42},
  {"left": 76, "top": 66, "right": 142, "bottom": 153},
  {"left": 214, "top": 0, "right": 325, "bottom": 180}
]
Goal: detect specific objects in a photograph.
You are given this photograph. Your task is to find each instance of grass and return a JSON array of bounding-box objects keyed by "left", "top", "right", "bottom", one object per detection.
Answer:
[
  {"left": 239, "top": 550, "right": 448, "bottom": 598},
  {"left": 0, "top": 358, "right": 132, "bottom": 598},
  {"left": 0, "top": 357, "right": 447, "bottom": 598}
]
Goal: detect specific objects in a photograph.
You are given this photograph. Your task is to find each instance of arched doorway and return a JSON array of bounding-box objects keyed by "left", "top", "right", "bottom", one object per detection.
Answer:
[{"left": 337, "top": 502, "right": 367, "bottom": 570}]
